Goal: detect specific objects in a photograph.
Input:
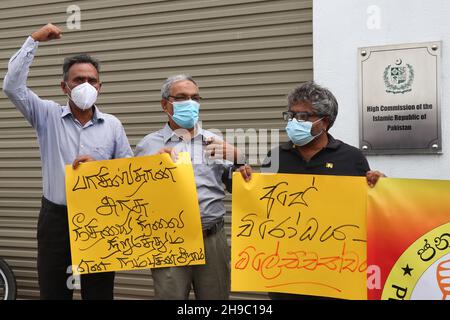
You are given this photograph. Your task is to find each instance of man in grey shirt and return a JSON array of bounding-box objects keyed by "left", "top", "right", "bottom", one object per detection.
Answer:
[
  {"left": 3, "top": 23, "right": 133, "bottom": 299},
  {"left": 135, "top": 74, "right": 245, "bottom": 299}
]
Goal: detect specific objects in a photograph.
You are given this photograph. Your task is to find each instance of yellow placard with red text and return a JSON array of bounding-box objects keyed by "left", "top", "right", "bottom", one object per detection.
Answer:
[
  {"left": 231, "top": 172, "right": 368, "bottom": 300},
  {"left": 65, "top": 152, "right": 204, "bottom": 275}
]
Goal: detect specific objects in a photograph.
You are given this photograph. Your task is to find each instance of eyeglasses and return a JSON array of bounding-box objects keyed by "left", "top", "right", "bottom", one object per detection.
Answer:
[
  {"left": 168, "top": 95, "right": 202, "bottom": 103},
  {"left": 282, "top": 111, "right": 325, "bottom": 122}
]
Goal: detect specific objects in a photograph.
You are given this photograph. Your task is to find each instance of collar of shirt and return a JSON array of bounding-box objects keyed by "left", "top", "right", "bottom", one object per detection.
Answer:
[
  {"left": 61, "top": 104, "right": 105, "bottom": 124},
  {"left": 280, "top": 133, "right": 341, "bottom": 152},
  {"left": 161, "top": 123, "right": 215, "bottom": 144}
]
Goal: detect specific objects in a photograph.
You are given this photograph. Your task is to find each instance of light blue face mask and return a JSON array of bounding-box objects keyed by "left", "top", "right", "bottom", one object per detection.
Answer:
[
  {"left": 285, "top": 118, "right": 324, "bottom": 146},
  {"left": 170, "top": 100, "right": 200, "bottom": 129}
]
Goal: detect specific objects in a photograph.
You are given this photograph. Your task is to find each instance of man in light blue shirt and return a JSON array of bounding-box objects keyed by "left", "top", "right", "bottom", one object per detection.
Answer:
[
  {"left": 3, "top": 23, "right": 133, "bottom": 299},
  {"left": 135, "top": 74, "right": 246, "bottom": 299}
]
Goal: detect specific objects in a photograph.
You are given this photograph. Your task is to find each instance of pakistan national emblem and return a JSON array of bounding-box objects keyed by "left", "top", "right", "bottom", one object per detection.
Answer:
[{"left": 383, "top": 58, "right": 414, "bottom": 94}]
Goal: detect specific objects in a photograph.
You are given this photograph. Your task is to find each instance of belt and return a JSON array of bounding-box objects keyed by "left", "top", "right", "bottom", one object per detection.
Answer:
[{"left": 203, "top": 219, "right": 224, "bottom": 238}]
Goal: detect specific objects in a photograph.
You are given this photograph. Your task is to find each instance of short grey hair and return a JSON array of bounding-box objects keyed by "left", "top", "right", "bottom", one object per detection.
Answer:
[
  {"left": 287, "top": 81, "right": 338, "bottom": 129},
  {"left": 161, "top": 74, "right": 198, "bottom": 99}
]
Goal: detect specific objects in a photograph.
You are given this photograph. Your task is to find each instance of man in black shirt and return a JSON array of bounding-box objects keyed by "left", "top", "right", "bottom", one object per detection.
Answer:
[{"left": 238, "top": 81, "right": 385, "bottom": 299}]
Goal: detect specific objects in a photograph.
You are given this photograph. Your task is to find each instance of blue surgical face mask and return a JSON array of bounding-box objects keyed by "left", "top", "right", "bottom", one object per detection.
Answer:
[
  {"left": 285, "top": 118, "right": 324, "bottom": 146},
  {"left": 168, "top": 100, "right": 200, "bottom": 129}
]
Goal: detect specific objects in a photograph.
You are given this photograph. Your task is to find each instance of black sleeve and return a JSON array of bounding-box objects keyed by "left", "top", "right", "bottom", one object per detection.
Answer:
[
  {"left": 222, "top": 165, "right": 233, "bottom": 193},
  {"left": 260, "top": 147, "right": 279, "bottom": 174},
  {"left": 355, "top": 151, "right": 371, "bottom": 176}
]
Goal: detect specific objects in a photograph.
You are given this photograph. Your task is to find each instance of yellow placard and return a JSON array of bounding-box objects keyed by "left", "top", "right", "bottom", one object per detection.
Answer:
[
  {"left": 231, "top": 173, "right": 368, "bottom": 300},
  {"left": 65, "top": 152, "right": 204, "bottom": 275}
]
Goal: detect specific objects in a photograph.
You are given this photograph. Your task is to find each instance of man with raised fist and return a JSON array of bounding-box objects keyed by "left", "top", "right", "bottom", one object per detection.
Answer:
[{"left": 3, "top": 23, "right": 133, "bottom": 300}]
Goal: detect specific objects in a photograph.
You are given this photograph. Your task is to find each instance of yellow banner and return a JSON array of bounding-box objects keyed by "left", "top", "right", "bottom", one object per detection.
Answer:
[
  {"left": 65, "top": 152, "right": 204, "bottom": 275},
  {"left": 231, "top": 173, "right": 368, "bottom": 300}
]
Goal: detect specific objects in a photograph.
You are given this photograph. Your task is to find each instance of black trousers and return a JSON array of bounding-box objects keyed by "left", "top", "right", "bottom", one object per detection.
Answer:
[{"left": 37, "top": 197, "right": 115, "bottom": 300}]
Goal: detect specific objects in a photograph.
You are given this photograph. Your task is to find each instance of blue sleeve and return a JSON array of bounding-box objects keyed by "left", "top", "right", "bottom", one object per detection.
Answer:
[
  {"left": 113, "top": 121, "right": 133, "bottom": 159},
  {"left": 2, "top": 36, "right": 54, "bottom": 131}
]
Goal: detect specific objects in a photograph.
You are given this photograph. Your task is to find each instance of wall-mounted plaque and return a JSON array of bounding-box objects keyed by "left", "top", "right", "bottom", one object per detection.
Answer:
[{"left": 359, "top": 42, "right": 441, "bottom": 154}]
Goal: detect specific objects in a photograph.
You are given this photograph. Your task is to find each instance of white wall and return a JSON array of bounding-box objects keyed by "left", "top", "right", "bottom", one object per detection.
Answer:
[{"left": 314, "top": 0, "right": 450, "bottom": 179}]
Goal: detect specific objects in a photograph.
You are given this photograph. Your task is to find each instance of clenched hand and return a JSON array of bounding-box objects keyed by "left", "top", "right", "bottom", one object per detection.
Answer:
[{"left": 31, "top": 23, "right": 62, "bottom": 42}]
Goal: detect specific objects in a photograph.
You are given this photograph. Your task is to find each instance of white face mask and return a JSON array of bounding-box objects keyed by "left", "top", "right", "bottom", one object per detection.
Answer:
[{"left": 66, "top": 82, "right": 98, "bottom": 110}]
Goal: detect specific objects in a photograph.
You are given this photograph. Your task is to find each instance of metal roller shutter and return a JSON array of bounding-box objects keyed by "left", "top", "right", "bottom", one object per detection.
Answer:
[{"left": 0, "top": 0, "right": 312, "bottom": 299}]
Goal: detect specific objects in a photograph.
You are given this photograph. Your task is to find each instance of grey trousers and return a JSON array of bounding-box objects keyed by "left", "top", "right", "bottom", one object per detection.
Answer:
[{"left": 151, "top": 225, "right": 230, "bottom": 300}]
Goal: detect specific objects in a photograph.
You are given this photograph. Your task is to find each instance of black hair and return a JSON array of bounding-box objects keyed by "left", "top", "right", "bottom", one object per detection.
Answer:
[{"left": 62, "top": 54, "right": 100, "bottom": 80}]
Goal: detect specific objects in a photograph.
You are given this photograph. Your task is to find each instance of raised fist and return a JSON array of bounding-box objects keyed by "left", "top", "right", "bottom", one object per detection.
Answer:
[{"left": 31, "top": 23, "right": 62, "bottom": 42}]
